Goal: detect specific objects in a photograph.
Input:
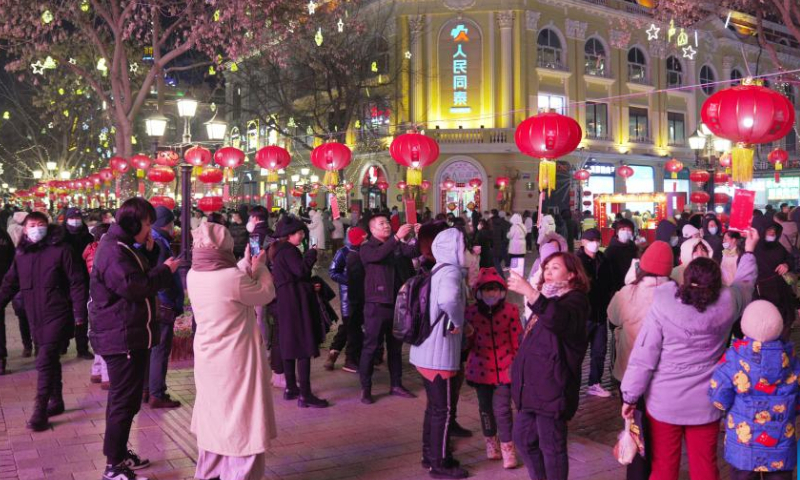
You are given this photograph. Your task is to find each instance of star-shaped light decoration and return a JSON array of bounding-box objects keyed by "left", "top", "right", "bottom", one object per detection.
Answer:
[
  {"left": 682, "top": 45, "right": 697, "bottom": 60},
  {"left": 404, "top": 51, "right": 412, "bottom": 59},
  {"left": 306, "top": 125, "right": 314, "bottom": 135},
  {"left": 210, "top": 103, "right": 217, "bottom": 112},
  {"left": 646, "top": 24, "right": 660, "bottom": 41},
  {"left": 68, "top": 58, "right": 76, "bottom": 65},
  {"left": 82, "top": 123, "right": 89, "bottom": 131},
  {"left": 307, "top": 0, "right": 317, "bottom": 14},
  {"left": 129, "top": 62, "right": 139, "bottom": 74},
  {"left": 337, "top": 18, "right": 344, "bottom": 32},
  {"left": 48, "top": 122, "right": 54, "bottom": 129},
  {"left": 31, "top": 60, "right": 46, "bottom": 75},
  {"left": 2, "top": 112, "right": 10, "bottom": 120}
]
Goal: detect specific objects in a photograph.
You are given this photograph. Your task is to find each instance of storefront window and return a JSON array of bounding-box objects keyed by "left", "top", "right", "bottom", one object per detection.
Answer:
[
  {"left": 744, "top": 177, "right": 800, "bottom": 207},
  {"left": 626, "top": 165, "right": 654, "bottom": 213}
]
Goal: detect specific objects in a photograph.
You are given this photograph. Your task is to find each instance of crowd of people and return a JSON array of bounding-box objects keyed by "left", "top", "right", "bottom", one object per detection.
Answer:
[{"left": 0, "top": 199, "right": 798, "bottom": 480}]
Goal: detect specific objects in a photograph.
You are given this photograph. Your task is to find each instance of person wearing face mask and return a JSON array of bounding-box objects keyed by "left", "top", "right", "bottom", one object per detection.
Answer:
[
  {"left": 701, "top": 216, "right": 724, "bottom": 262},
  {"left": 62, "top": 208, "right": 95, "bottom": 360},
  {"left": 670, "top": 237, "right": 713, "bottom": 286},
  {"left": 0, "top": 212, "right": 88, "bottom": 432},
  {"left": 465, "top": 268, "right": 521, "bottom": 468},
  {"left": 604, "top": 218, "right": 638, "bottom": 295},
  {"left": 720, "top": 231, "right": 743, "bottom": 287},
  {"left": 576, "top": 228, "right": 613, "bottom": 398},
  {"left": 752, "top": 216, "right": 796, "bottom": 339},
  {"left": 654, "top": 219, "right": 680, "bottom": 266},
  {"left": 507, "top": 252, "right": 590, "bottom": 480}
]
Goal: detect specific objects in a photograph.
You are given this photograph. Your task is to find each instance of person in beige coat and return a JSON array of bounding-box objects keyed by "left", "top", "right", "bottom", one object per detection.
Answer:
[{"left": 187, "top": 222, "right": 277, "bottom": 480}]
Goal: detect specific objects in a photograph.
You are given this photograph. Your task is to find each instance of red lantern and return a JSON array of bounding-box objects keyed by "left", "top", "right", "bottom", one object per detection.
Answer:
[
  {"left": 496, "top": 176, "right": 510, "bottom": 188},
  {"left": 420, "top": 180, "right": 432, "bottom": 191},
  {"left": 99, "top": 168, "right": 114, "bottom": 183},
  {"left": 33, "top": 189, "right": 46, "bottom": 198},
  {"left": 290, "top": 188, "right": 303, "bottom": 198},
  {"left": 197, "top": 196, "right": 223, "bottom": 213},
  {"left": 90, "top": 174, "right": 102, "bottom": 187},
  {"left": 664, "top": 158, "right": 684, "bottom": 179},
  {"left": 713, "top": 192, "right": 731, "bottom": 204},
  {"left": 768, "top": 148, "right": 789, "bottom": 183},
  {"left": 147, "top": 166, "right": 176, "bottom": 184},
  {"left": 617, "top": 165, "right": 635, "bottom": 181},
  {"left": 442, "top": 178, "right": 456, "bottom": 190},
  {"left": 276, "top": 191, "right": 285, "bottom": 198},
  {"left": 130, "top": 154, "right": 152, "bottom": 179},
  {"left": 311, "top": 142, "right": 352, "bottom": 187},
  {"left": 149, "top": 196, "right": 176, "bottom": 210},
  {"left": 309, "top": 201, "right": 318, "bottom": 208},
  {"left": 573, "top": 169, "right": 591, "bottom": 182},
  {"left": 690, "top": 191, "right": 711, "bottom": 205},
  {"left": 468, "top": 178, "right": 482, "bottom": 189},
  {"left": 198, "top": 166, "right": 224, "bottom": 185},
  {"left": 713, "top": 171, "right": 728, "bottom": 184},
  {"left": 701, "top": 80, "right": 795, "bottom": 182},
  {"left": 154, "top": 150, "right": 179, "bottom": 167},
  {"left": 390, "top": 131, "right": 440, "bottom": 186},
  {"left": 185, "top": 146, "right": 212, "bottom": 167},
  {"left": 515, "top": 112, "right": 582, "bottom": 195},
  {"left": 376, "top": 181, "right": 389, "bottom": 191},
  {"left": 396, "top": 181, "right": 407, "bottom": 190},
  {"left": 308, "top": 190, "right": 318, "bottom": 198},
  {"left": 110, "top": 156, "right": 130, "bottom": 175},
  {"left": 689, "top": 170, "right": 711, "bottom": 185},
  {"left": 718, "top": 152, "right": 732, "bottom": 169},
  {"left": 255, "top": 146, "right": 291, "bottom": 181},
  {"left": 214, "top": 146, "right": 245, "bottom": 169}
]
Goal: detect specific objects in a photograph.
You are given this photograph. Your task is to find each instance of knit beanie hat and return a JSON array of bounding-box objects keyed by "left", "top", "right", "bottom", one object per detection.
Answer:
[
  {"left": 347, "top": 226, "right": 367, "bottom": 247},
  {"left": 682, "top": 224, "right": 700, "bottom": 239},
  {"left": 639, "top": 240, "right": 674, "bottom": 276},
  {"left": 741, "top": 300, "right": 784, "bottom": 342},
  {"left": 153, "top": 206, "right": 175, "bottom": 229}
]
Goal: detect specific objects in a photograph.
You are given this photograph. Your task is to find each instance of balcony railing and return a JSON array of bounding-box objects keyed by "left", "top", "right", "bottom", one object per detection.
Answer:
[
  {"left": 628, "top": 65, "right": 649, "bottom": 85},
  {"left": 629, "top": 134, "right": 652, "bottom": 144},
  {"left": 624, "top": 2, "right": 653, "bottom": 15},
  {"left": 537, "top": 47, "right": 568, "bottom": 71},
  {"left": 584, "top": 56, "right": 610, "bottom": 78},
  {"left": 586, "top": 131, "right": 610, "bottom": 141},
  {"left": 668, "top": 139, "right": 687, "bottom": 147},
  {"left": 428, "top": 128, "right": 516, "bottom": 145}
]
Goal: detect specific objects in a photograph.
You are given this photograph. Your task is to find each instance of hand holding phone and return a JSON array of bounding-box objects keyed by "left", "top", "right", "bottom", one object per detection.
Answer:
[{"left": 249, "top": 237, "right": 261, "bottom": 257}]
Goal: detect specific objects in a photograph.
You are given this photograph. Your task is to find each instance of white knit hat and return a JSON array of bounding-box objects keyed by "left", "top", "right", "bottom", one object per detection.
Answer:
[
  {"left": 682, "top": 224, "right": 700, "bottom": 238},
  {"left": 741, "top": 300, "right": 784, "bottom": 342}
]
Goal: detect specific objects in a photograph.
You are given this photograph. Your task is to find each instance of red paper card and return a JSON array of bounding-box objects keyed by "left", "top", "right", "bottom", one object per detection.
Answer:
[
  {"left": 729, "top": 189, "right": 755, "bottom": 232},
  {"left": 330, "top": 194, "right": 341, "bottom": 220},
  {"left": 405, "top": 199, "right": 417, "bottom": 225}
]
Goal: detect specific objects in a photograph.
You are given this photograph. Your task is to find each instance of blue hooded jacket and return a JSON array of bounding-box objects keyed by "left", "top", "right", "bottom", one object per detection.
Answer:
[{"left": 709, "top": 337, "right": 800, "bottom": 472}]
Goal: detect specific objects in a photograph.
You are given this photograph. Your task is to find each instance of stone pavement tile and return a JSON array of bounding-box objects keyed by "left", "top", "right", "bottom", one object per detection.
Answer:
[{"left": 15, "top": 468, "right": 43, "bottom": 480}]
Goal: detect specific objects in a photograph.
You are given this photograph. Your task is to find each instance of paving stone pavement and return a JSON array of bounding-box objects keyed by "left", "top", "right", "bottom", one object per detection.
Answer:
[{"left": 0, "top": 253, "right": 773, "bottom": 480}]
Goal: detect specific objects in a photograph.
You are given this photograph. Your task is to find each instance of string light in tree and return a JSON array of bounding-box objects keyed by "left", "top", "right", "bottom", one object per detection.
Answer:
[
  {"left": 315, "top": 28, "right": 324, "bottom": 46},
  {"left": 68, "top": 58, "right": 76, "bottom": 65},
  {"left": 97, "top": 58, "right": 108, "bottom": 76},
  {"left": 41, "top": 10, "right": 53, "bottom": 24},
  {"left": 404, "top": 51, "right": 412, "bottom": 59},
  {"left": 337, "top": 18, "right": 344, "bottom": 32},
  {"left": 307, "top": 0, "right": 317, "bottom": 14}
]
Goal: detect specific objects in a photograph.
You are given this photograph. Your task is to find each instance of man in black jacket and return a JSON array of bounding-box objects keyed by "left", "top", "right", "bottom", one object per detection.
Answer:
[
  {"left": 358, "top": 215, "right": 419, "bottom": 404},
  {"left": 89, "top": 198, "right": 178, "bottom": 480},
  {"left": 489, "top": 209, "right": 509, "bottom": 276},
  {"left": 604, "top": 218, "right": 638, "bottom": 296},
  {"left": 0, "top": 227, "right": 20, "bottom": 372},
  {"left": 0, "top": 212, "right": 88, "bottom": 431},
  {"left": 63, "top": 208, "right": 94, "bottom": 359}
]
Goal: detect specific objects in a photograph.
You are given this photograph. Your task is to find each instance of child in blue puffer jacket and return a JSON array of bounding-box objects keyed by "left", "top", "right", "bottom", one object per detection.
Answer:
[{"left": 709, "top": 300, "right": 800, "bottom": 480}]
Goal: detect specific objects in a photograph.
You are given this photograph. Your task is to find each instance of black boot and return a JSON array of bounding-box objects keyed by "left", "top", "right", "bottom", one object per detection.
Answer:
[
  {"left": 47, "top": 383, "right": 65, "bottom": 417},
  {"left": 429, "top": 459, "right": 468, "bottom": 479},
  {"left": 26, "top": 397, "right": 49, "bottom": 432},
  {"left": 361, "top": 389, "right": 374, "bottom": 405},
  {"left": 298, "top": 393, "right": 329, "bottom": 408}
]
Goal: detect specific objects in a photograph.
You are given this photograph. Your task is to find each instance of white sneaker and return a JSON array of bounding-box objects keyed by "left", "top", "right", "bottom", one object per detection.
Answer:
[
  {"left": 271, "top": 373, "right": 286, "bottom": 389},
  {"left": 587, "top": 384, "right": 612, "bottom": 398}
]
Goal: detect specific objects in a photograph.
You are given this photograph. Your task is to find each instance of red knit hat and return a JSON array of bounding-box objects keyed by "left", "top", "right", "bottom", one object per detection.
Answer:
[
  {"left": 639, "top": 240, "right": 674, "bottom": 276},
  {"left": 475, "top": 267, "right": 507, "bottom": 290},
  {"left": 347, "top": 227, "right": 367, "bottom": 246}
]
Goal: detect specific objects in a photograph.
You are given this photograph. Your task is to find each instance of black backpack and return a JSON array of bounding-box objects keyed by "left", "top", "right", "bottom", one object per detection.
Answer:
[{"left": 393, "top": 263, "right": 451, "bottom": 346}]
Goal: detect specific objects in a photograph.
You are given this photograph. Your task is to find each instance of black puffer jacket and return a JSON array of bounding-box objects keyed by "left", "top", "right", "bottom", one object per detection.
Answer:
[
  {"left": 88, "top": 224, "right": 174, "bottom": 355},
  {"left": 0, "top": 225, "right": 88, "bottom": 345},
  {"left": 64, "top": 223, "right": 94, "bottom": 268},
  {"left": 360, "top": 235, "right": 418, "bottom": 305}
]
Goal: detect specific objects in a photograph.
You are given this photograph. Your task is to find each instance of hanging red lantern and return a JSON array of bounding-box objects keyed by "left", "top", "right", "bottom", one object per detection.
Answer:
[
  {"left": 311, "top": 141, "right": 352, "bottom": 187},
  {"left": 768, "top": 148, "right": 789, "bottom": 183},
  {"left": 690, "top": 191, "right": 711, "bottom": 205},
  {"left": 713, "top": 171, "right": 729, "bottom": 184},
  {"left": 468, "top": 178, "right": 482, "bottom": 189},
  {"left": 390, "top": 130, "right": 440, "bottom": 186},
  {"left": 90, "top": 174, "right": 102, "bottom": 189},
  {"left": 376, "top": 180, "right": 389, "bottom": 191},
  {"left": 33, "top": 189, "right": 46, "bottom": 198},
  {"left": 154, "top": 150, "right": 179, "bottom": 167},
  {"left": 290, "top": 188, "right": 303, "bottom": 198},
  {"left": 718, "top": 152, "right": 732, "bottom": 169},
  {"left": 149, "top": 196, "right": 176, "bottom": 210},
  {"left": 713, "top": 192, "right": 731, "bottom": 204},
  {"left": 573, "top": 169, "right": 591, "bottom": 182},
  {"left": 515, "top": 111, "right": 582, "bottom": 195},
  {"left": 147, "top": 166, "right": 176, "bottom": 184},
  {"left": 617, "top": 165, "right": 635, "bottom": 181},
  {"left": 689, "top": 170, "right": 711, "bottom": 185},
  {"left": 308, "top": 190, "right": 318, "bottom": 198},
  {"left": 110, "top": 156, "right": 130, "bottom": 175},
  {"left": 276, "top": 191, "right": 285, "bottom": 198},
  {"left": 309, "top": 201, "right": 318, "bottom": 208},
  {"left": 198, "top": 166, "right": 224, "bottom": 185},
  {"left": 214, "top": 146, "right": 245, "bottom": 169},
  {"left": 130, "top": 154, "right": 152, "bottom": 178},
  {"left": 496, "top": 176, "right": 510, "bottom": 188},
  {"left": 701, "top": 79, "right": 795, "bottom": 182},
  {"left": 185, "top": 146, "right": 212, "bottom": 176},
  {"left": 99, "top": 168, "right": 114, "bottom": 183},
  {"left": 198, "top": 196, "right": 223, "bottom": 213},
  {"left": 442, "top": 178, "right": 456, "bottom": 190},
  {"left": 664, "top": 159, "right": 684, "bottom": 179},
  {"left": 344, "top": 181, "right": 354, "bottom": 192},
  {"left": 396, "top": 181, "right": 407, "bottom": 190},
  {"left": 255, "top": 146, "right": 291, "bottom": 182},
  {"left": 420, "top": 180, "right": 432, "bottom": 191}
]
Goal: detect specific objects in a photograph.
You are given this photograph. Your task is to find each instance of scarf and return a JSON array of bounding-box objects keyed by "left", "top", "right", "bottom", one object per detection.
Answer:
[
  {"left": 540, "top": 280, "right": 571, "bottom": 299},
  {"left": 191, "top": 248, "right": 237, "bottom": 272}
]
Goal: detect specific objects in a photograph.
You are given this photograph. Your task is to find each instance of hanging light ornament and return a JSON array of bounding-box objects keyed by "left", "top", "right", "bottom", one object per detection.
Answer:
[
  {"left": 689, "top": 170, "right": 711, "bottom": 186},
  {"left": 130, "top": 154, "right": 152, "bottom": 178},
  {"left": 214, "top": 146, "right": 245, "bottom": 181},
  {"left": 713, "top": 192, "right": 731, "bottom": 204},
  {"left": 185, "top": 146, "right": 212, "bottom": 175},
  {"left": 573, "top": 169, "right": 591, "bottom": 184},
  {"left": 767, "top": 148, "right": 789, "bottom": 183},
  {"left": 515, "top": 111, "right": 582, "bottom": 195},
  {"left": 617, "top": 165, "right": 635, "bottom": 184},
  {"left": 389, "top": 129, "right": 440, "bottom": 186},
  {"left": 713, "top": 171, "right": 728, "bottom": 184},
  {"left": 376, "top": 180, "right": 389, "bottom": 192},
  {"left": 149, "top": 196, "right": 176, "bottom": 210},
  {"left": 701, "top": 78, "right": 795, "bottom": 182},
  {"left": 99, "top": 168, "right": 114, "bottom": 184},
  {"left": 468, "top": 178, "right": 482, "bottom": 190},
  {"left": 310, "top": 141, "right": 352, "bottom": 188},
  {"left": 255, "top": 145, "right": 291, "bottom": 182},
  {"left": 664, "top": 158, "right": 684, "bottom": 179},
  {"left": 442, "top": 178, "right": 456, "bottom": 190},
  {"left": 718, "top": 152, "right": 732, "bottom": 170},
  {"left": 147, "top": 166, "right": 176, "bottom": 184},
  {"left": 198, "top": 196, "right": 224, "bottom": 213},
  {"left": 396, "top": 181, "right": 407, "bottom": 191},
  {"left": 420, "top": 180, "right": 432, "bottom": 191}
]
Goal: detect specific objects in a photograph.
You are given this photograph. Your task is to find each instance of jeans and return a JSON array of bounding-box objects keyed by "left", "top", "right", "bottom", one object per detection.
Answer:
[
  {"left": 284, "top": 358, "right": 311, "bottom": 396},
  {"left": 359, "top": 303, "right": 402, "bottom": 390},
  {"left": 474, "top": 383, "right": 514, "bottom": 442},
  {"left": 646, "top": 411, "right": 720, "bottom": 480},
  {"left": 103, "top": 350, "right": 148, "bottom": 466},
  {"left": 0, "top": 301, "right": 32, "bottom": 358},
  {"left": 148, "top": 309, "right": 175, "bottom": 399},
  {"left": 513, "top": 409, "right": 569, "bottom": 480},
  {"left": 586, "top": 320, "right": 608, "bottom": 386},
  {"left": 421, "top": 374, "right": 455, "bottom": 464},
  {"left": 35, "top": 343, "right": 62, "bottom": 401}
]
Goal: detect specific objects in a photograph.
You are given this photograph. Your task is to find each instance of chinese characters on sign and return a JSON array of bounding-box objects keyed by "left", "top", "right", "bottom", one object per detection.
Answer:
[{"left": 451, "top": 24, "right": 471, "bottom": 114}]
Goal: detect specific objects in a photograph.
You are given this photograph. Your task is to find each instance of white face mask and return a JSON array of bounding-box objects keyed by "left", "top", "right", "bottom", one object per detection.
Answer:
[
  {"left": 585, "top": 241, "right": 599, "bottom": 253},
  {"left": 66, "top": 219, "right": 82, "bottom": 228},
  {"left": 766, "top": 235, "right": 777, "bottom": 242},
  {"left": 675, "top": 214, "right": 681, "bottom": 220},
  {"left": 670, "top": 236, "right": 679, "bottom": 247},
  {"left": 722, "top": 242, "right": 731, "bottom": 250},
  {"left": 708, "top": 227, "right": 718, "bottom": 235},
  {"left": 27, "top": 226, "right": 48, "bottom": 243},
  {"left": 246, "top": 221, "right": 256, "bottom": 233},
  {"left": 618, "top": 230, "right": 632, "bottom": 243}
]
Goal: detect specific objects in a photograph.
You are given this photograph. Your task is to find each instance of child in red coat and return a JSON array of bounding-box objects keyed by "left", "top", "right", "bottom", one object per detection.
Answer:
[{"left": 466, "top": 268, "right": 522, "bottom": 468}]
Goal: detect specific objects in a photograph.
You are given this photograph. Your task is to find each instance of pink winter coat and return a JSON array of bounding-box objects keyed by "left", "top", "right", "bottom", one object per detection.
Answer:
[{"left": 465, "top": 301, "right": 521, "bottom": 385}]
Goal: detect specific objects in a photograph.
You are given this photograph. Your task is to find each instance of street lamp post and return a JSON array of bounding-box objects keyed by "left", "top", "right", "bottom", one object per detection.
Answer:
[
  {"left": 177, "top": 98, "right": 198, "bottom": 144},
  {"left": 689, "top": 125, "right": 731, "bottom": 212}
]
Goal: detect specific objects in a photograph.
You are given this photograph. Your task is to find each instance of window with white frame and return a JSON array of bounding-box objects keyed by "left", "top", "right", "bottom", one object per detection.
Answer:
[
  {"left": 700, "top": 65, "right": 716, "bottom": 95},
  {"left": 538, "top": 93, "right": 566, "bottom": 114},
  {"left": 666, "top": 56, "right": 683, "bottom": 87},
  {"left": 629, "top": 107, "right": 649, "bottom": 142},
  {"left": 667, "top": 112, "right": 685, "bottom": 146},
  {"left": 586, "top": 102, "right": 609, "bottom": 140},
  {"left": 627, "top": 47, "right": 648, "bottom": 84},
  {"left": 537, "top": 29, "right": 564, "bottom": 70},
  {"left": 584, "top": 38, "right": 607, "bottom": 77}
]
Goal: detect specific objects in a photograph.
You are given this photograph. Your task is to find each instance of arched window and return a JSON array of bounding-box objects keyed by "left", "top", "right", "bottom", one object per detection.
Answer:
[
  {"left": 700, "top": 65, "right": 716, "bottom": 94},
  {"left": 730, "top": 68, "right": 743, "bottom": 86},
  {"left": 627, "top": 47, "right": 648, "bottom": 84},
  {"left": 584, "top": 38, "right": 607, "bottom": 77},
  {"left": 537, "top": 29, "right": 564, "bottom": 70},
  {"left": 666, "top": 56, "right": 682, "bottom": 87}
]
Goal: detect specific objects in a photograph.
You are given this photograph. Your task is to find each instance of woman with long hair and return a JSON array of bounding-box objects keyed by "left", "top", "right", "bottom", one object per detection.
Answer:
[
  {"left": 620, "top": 229, "right": 759, "bottom": 480},
  {"left": 507, "top": 252, "right": 590, "bottom": 480}
]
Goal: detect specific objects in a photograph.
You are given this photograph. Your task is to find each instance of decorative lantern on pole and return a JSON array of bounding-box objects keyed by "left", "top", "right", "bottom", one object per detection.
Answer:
[
  {"left": 767, "top": 148, "right": 789, "bottom": 183},
  {"left": 376, "top": 181, "right": 389, "bottom": 192},
  {"left": 255, "top": 146, "right": 291, "bottom": 182},
  {"left": 198, "top": 196, "right": 223, "bottom": 213},
  {"left": 149, "top": 196, "right": 176, "bottom": 210},
  {"left": 311, "top": 141, "right": 352, "bottom": 188},
  {"left": 701, "top": 78, "right": 795, "bottom": 182},
  {"left": 389, "top": 129, "right": 440, "bottom": 186},
  {"left": 690, "top": 191, "right": 711, "bottom": 205},
  {"left": 147, "top": 166, "right": 176, "bottom": 185},
  {"left": 713, "top": 192, "right": 731, "bottom": 204},
  {"left": 514, "top": 111, "right": 582, "bottom": 195},
  {"left": 689, "top": 170, "right": 711, "bottom": 186},
  {"left": 420, "top": 180, "right": 432, "bottom": 191},
  {"left": 665, "top": 158, "right": 684, "bottom": 179},
  {"left": 184, "top": 146, "right": 212, "bottom": 175},
  {"left": 573, "top": 168, "right": 591, "bottom": 186},
  {"left": 214, "top": 146, "right": 245, "bottom": 181},
  {"left": 713, "top": 171, "right": 729, "bottom": 184},
  {"left": 468, "top": 178, "right": 482, "bottom": 191}
]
